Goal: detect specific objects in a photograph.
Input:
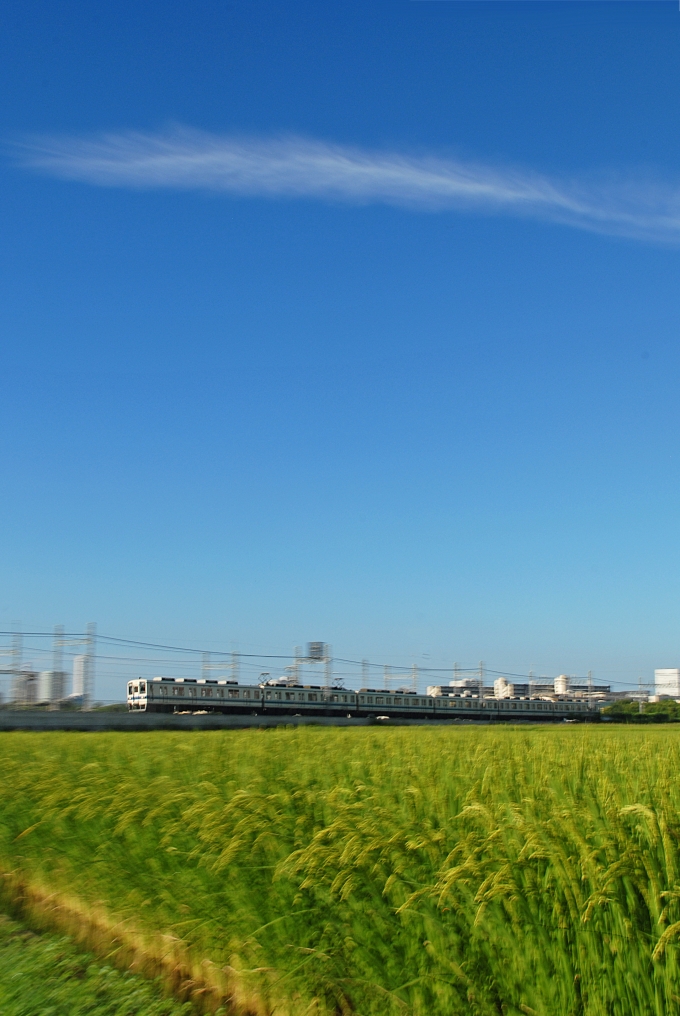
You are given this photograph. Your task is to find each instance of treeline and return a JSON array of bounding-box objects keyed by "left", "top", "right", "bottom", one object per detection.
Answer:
[{"left": 602, "top": 699, "right": 680, "bottom": 723}]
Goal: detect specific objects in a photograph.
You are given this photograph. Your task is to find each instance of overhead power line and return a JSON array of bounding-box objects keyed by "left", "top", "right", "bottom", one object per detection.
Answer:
[{"left": 0, "top": 630, "right": 656, "bottom": 690}]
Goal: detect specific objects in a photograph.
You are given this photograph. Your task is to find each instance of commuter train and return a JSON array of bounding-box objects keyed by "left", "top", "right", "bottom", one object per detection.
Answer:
[{"left": 127, "top": 677, "right": 597, "bottom": 721}]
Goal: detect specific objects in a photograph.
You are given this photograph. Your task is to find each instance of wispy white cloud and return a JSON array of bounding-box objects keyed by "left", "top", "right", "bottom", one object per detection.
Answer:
[{"left": 12, "top": 126, "right": 680, "bottom": 243}]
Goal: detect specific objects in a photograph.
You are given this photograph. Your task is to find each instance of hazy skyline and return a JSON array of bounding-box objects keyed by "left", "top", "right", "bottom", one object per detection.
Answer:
[{"left": 1, "top": 2, "right": 679, "bottom": 701}]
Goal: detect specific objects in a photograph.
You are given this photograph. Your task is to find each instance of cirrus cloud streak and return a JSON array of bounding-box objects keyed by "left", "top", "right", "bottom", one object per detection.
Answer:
[{"left": 12, "top": 127, "right": 680, "bottom": 243}]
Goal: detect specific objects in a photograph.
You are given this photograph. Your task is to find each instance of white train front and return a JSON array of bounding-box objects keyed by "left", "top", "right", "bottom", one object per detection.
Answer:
[{"left": 127, "top": 677, "right": 596, "bottom": 721}]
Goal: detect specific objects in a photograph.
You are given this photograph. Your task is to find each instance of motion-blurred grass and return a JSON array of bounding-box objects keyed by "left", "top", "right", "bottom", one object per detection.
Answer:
[
  {"left": 0, "top": 912, "right": 191, "bottom": 1016},
  {"left": 0, "top": 726, "right": 679, "bottom": 1015}
]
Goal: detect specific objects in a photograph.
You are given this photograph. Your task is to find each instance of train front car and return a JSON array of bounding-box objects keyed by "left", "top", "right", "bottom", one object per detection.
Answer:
[{"left": 127, "top": 680, "right": 147, "bottom": 711}]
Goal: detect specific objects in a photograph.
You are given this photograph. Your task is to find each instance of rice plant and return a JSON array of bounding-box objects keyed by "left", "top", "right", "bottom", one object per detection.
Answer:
[{"left": 0, "top": 726, "right": 679, "bottom": 1014}]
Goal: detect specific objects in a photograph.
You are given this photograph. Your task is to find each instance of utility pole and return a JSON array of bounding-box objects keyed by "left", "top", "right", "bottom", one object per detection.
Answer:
[
  {"left": 324, "top": 645, "right": 332, "bottom": 690},
  {"left": 588, "top": 670, "right": 593, "bottom": 706},
  {"left": 639, "top": 674, "right": 644, "bottom": 715},
  {"left": 51, "top": 624, "right": 97, "bottom": 709},
  {"left": 11, "top": 625, "right": 22, "bottom": 705},
  {"left": 84, "top": 622, "right": 96, "bottom": 710},
  {"left": 202, "top": 652, "right": 210, "bottom": 682},
  {"left": 231, "top": 649, "right": 240, "bottom": 683},
  {"left": 362, "top": 659, "right": 368, "bottom": 688},
  {"left": 453, "top": 662, "right": 459, "bottom": 686},
  {"left": 294, "top": 646, "right": 301, "bottom": 685},
  {"left": 52, "top": 625, "right": 64, "bottom": 708},
  {"left": 411, "top": 662, "right": 418, "bottom": 694},
  {"left": 384, "top": 664, "right": 390, "bottom": 691},
  {"left": 479, "top": 660, "right": 484, "bottom": 700}
]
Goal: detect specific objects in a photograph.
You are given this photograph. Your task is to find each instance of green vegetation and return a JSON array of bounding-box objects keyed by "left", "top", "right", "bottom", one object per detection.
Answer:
[
  {"left": 602, "top": 699, "right": 680, "bottom": 722},
  {"left": 0, "top": 727, "right": 680, "bottom": 1015},
  {"left": 0, "top": 912, "right": 191, "bottom": 1016}
]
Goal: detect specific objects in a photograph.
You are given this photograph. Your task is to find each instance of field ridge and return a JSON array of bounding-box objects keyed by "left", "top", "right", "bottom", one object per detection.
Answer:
[{"left": 0, "top": 869, "right": 268, "bottom": 1015}]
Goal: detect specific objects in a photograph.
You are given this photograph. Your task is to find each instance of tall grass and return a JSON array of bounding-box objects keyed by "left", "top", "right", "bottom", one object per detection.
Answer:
[{"left": 0, "top": 726, "right": 679, "bottom": 1014}]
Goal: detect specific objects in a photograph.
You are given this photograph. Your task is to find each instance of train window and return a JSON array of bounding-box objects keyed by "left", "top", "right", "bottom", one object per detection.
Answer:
[
  {"left": 265, "top": 691, "right": 272, "bottom": 699},
  {"left": 172, "top": 687, "right": 184, "bottom": 697},
  {"left": 342, "top": 695, "right": 347, "bottom": 702},
  {"left": 217, "top": 689, "right": 224, "bottom": 698},
  {"left": 308, "top": 693, "right": 317, "bottom": 701},
  {"left": 243, "top": 690, "right": 249, "bottom": 698},
  {"left": 375, "top": 697, "right": 383, "bottom": 705},
  {"left": 275, "top": 692, "right": 281, "bottom": 700},
  {"left": 200, "top": 688, "right": 212, "bottom": 698},
  {"left": 139, "top": 682, "right": 146, "bottom": 693},
  {"left": 359, "top": 695, "right": 365, "bottom": 703},
  {"left": 128, "top": 683, "right": 132, "bottom": 694},
  {"left": 285, "top": 692, "right": 293, "bottom": 700},
  {"left": 254, "top": 691, "right": 260, "bottom": 698}
]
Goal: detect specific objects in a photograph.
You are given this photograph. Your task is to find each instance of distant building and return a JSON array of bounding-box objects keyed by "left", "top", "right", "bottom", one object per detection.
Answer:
[
  {"left": 494, "top": 677, "right": 530, "bottom": 699},
  {"left": 655, "top": 669, "right": 680, "bottom": 698},
  {"left": 12, "top": 668, "right": 38, "bottom": 706},
  {"left": 554, "top": 674, "right": 610, "bottom": 698},
  {"left": 38, "top": 670, "right": 66, "bottom": 705},
  {"left": 449, "top": 678, "right": 482, "bottom": 692},
  {"left": 72, "top": 655, "right": 86, "bottom": 697},
  {"left": 428, "top": 682, "right": 495, "bottom": 698}
]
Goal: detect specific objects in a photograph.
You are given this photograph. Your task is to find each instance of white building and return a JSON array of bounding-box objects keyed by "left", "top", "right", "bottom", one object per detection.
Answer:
[
  {"left": 554, "top": 674, "right": 570, "bottom": 695},
  {"left": 654, "top": 669, "right": 680, "bottom": 698},
  {"left": 449, "top": 678, "right": 481, "bottom": 692},
  {"left": 494, "top": 677, "right": 530, "bottom": 699},
  {"left": 38, "top": 670, "right": 66, "bottom": 705},
  {"left": 72, "top": 655, "right": 86, "bottom": 697},
  {"left": 13, "top": 669, "right": 38, "bottom": 706}
]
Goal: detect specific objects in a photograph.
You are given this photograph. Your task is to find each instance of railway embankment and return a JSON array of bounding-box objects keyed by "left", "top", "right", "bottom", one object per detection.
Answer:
[{"left": 0, "top": 710, "right": 571, "bottom": 731}]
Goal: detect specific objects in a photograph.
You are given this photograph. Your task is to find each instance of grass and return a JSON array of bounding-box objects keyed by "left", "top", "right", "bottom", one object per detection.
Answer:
[
  {"left": 0, "top": 726, "right": 679, "bottom": 1015},
  {"left": 0, "top": 912, "right": 192, "bottom": 1015}
]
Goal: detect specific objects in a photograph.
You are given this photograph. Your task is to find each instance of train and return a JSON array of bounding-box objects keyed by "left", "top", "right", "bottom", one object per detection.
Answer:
[{"left": 127, "top": 676, "right": 598, "bottom": 722}]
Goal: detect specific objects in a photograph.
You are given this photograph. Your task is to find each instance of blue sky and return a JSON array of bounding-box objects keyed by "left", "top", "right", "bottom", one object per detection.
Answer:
[{"left": 1, "top": 1, "right": 679, "bottom": 697}]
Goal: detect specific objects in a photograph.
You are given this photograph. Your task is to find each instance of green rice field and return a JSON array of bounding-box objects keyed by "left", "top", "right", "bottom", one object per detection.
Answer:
[{"left": 1, "top": 726, "right": 679, "bottom": 1015}]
